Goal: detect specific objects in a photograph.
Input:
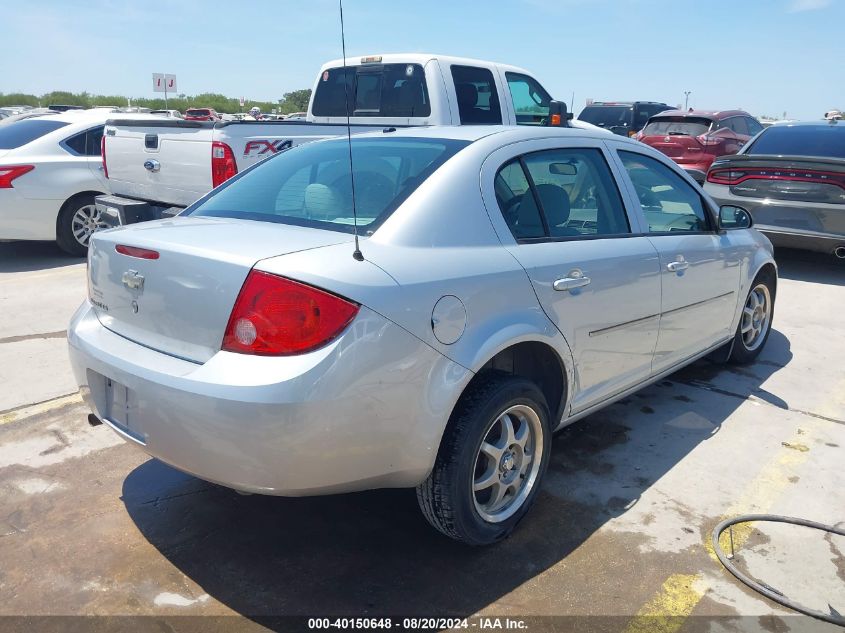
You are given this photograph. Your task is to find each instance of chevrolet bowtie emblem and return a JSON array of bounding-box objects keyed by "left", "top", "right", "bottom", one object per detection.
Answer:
[{"left": 122, "top": 270, "right": 145, "bottom": 292}]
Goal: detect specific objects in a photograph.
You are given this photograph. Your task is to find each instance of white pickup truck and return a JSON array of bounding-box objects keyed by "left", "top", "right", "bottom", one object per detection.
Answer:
[{"left": 97, "top": 53, "right": 593, "bottom": 222}]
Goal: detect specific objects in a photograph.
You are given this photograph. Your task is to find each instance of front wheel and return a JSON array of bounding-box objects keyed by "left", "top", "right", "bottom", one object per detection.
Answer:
[
  {"left": 56, "top": 194, "right": 106, "bottom": 257},
  {"left": 416, "top": 374, "right": 552, "bottom": 545},
  {"left": 729, "top": 273, "right": 775, "bottom": 364}
]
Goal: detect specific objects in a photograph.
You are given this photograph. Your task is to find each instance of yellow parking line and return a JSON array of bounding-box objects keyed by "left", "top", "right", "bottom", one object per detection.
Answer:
[
  {"left": 0, "top": 392, "right": 83, "bottom": 427},
  {"left": 623, "top": 573, "right": 703, "bottom": 633},
  {"left": 623, "top": 424, "right": 814, "bottom": 631}
]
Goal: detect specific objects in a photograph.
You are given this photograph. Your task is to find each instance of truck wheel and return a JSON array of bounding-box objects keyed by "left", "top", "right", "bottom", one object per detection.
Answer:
[
  {"left": 56, "top": 194, "right": 105, "bottom": 257},
  {"left": 417, "top": 373, "right": 551, "bottom": 545},
  {"left": 729, "top": 271, "right": 776, "bottom": 364}
]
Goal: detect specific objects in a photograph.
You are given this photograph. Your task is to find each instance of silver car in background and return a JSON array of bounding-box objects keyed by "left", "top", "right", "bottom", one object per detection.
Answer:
[
  {"left": 68, "top": 126, "right": 776, "bottom": 545},
  {"left": 704, "top": 120, "right": 845, "bottom": 258}
]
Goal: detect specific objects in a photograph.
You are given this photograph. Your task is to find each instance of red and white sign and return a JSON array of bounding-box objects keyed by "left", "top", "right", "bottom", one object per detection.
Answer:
[{"left": 152, "top": 73, "right": 178, "bottom": 93}]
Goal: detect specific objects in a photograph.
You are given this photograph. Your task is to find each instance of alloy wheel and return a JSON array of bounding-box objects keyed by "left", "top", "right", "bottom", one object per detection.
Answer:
[{"left": 472, "top": 404, "right": 544, "bottom": 523}]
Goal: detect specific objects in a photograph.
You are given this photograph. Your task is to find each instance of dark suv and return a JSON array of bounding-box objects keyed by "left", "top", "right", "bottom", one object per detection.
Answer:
[{"left": 577, "top": 101, "right": 672, "bottom": 137}]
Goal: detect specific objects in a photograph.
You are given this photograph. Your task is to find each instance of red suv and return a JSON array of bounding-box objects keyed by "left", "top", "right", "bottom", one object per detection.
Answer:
[
  {"left": 184, "top": 108, "right": 221, "bottom": 122},
  {"left": 636, "top": 110, "right": 764, "bottom": 183}
]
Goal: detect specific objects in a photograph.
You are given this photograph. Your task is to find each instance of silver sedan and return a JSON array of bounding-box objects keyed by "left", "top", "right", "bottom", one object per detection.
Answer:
[{"left": 68, "top": 125, "right": 777, "bottom": 545}]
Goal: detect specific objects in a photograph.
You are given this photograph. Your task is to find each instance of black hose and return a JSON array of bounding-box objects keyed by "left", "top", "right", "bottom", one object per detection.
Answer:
[{"left": 712, "top": 514, "right": 845, "bottom": 627}]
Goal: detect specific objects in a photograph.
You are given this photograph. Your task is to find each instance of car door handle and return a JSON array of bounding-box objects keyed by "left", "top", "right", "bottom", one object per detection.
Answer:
[
  {"left": 667, "top": 261, "right": 690, "bottom": 272},
  {"left": 554, "top": 276, "right": 591, "bottom": 292}
]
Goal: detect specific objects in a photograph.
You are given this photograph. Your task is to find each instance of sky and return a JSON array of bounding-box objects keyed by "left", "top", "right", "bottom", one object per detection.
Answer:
[{"left": 0, "top": 0, "right": 841, "bottom": 120}]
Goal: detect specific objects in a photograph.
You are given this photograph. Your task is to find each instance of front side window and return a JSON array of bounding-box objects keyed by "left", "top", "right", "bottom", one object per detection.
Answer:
[
  {"left": 312, "top": 64, "right": 431, "bottom": 118},
  {"left": 746, "top": 117, "right": 764, "bottom": 136},
  {"left": 451, "top": 65, "right": 502, "bottom": 125},
  {"left": 190, "top": 137, "right": 468, "bottom": 234},
  {"left": 505, "top": 72, "right": 551, "bottom": 126},
  {"left": 619, "top": 151, "right": 710, "bottom": 233},
  {"left": 495, "top": 148, "right": 630, "bottom": 240}
]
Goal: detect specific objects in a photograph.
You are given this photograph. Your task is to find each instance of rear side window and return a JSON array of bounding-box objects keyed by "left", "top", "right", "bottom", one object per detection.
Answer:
[
  {"left": 0, "top": 119, "right": 69, "bottom": 150},
  {"left": 190, "top": 137, "right": 468, "bottom": 233},
  {"left": 451, "top": 65, "right": 502, "bottom": 125},
  {"left": 642, "top": 117, "right": 712, "bottom": 137},
  {"left": 62, "top": 126, "right": 104, "bottom": 156},
  {"left": 312, "top": 64, "right": 431, "bottom": 118},
  {"left": 745, "top": 125, "right": 845, "bottom": 159},
  {"left": 495, "top": 148, "right": 630, "bottom": 240},
  {"left": 505, "top": 72, "right": 551, "bottom": 126}
]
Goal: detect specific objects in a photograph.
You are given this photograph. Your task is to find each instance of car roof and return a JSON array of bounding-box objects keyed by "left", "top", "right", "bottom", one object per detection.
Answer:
[
  {"left": 770, "top": 120, "right": 844, "bottom": 129},
  {"left": 320, "top": 53, "right": 535, "bottom": 77}
]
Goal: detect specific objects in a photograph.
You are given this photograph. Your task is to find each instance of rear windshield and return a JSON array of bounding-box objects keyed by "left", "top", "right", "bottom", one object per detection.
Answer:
[
  {"left": 0, "top": 119, "right": 68, "bottom": 149},
  {"left": 189, "top": 136, "right": 469, "bottom": 233},
  {"left": 746, "top": 124, "right": 845, "bottom": 159},
  {"left": 186, "top": 109, "right": 210, "bottom": 116},
  {"left": 578, "top": 105, "right": 633, "bottom": 129},
  {"left": 642, "top": 117, "right": 713, "bottom": 137},
  {"left": 312, "top": 64, "right": 431, "bottom": 118}
]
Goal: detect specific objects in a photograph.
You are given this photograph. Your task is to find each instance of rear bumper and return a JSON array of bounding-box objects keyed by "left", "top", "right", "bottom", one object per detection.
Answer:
[
  {"left": 68, "top": 301, "right": 471, "bottom": 495},
  {"left": 705, "top": 184, "right": 845, "bottom": 254}
]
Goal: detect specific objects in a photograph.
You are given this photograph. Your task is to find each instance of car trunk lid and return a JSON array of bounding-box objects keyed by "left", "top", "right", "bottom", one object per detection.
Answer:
[{"left": 88, "top": 217, "right": 352, "bottom": 363}]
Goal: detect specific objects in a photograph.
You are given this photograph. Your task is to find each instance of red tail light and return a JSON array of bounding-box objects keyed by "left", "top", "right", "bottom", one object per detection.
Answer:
[
  {"left": 101, "top": 135, "right": 109, "bottom": 179},
  {"left": 211, "top": 141, "right": 237, "bottom": 187},
  {"left": 697, "top": 133, "right": 723, "bottom": 147},
  {"left": 0, "top": 165, "right": 34, "bottom": 188},
  {"left": 115, "top": 244, "right": 160, "bottom": 259},
  {"left": 222, "top": 271, "right": 359, "bottom": 356},
  {"left": 707, "top": 166, "right": 845, "bottom": 189}
]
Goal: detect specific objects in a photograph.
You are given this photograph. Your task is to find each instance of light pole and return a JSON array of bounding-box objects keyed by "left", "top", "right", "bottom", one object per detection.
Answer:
[{"left": 684, "top": 91, "right": 692, "bottom": 110}]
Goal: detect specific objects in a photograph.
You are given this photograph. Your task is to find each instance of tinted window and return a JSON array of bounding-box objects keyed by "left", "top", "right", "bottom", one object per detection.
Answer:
[
  {"left": 746, "top": 117, "right": 764, "bottom": 136},
  {"left": 312, "top": 64, "right": 431, "bottom": 118},
  {"left": 0, "top": 119, "right": 69, "bottom": 149},
  {"left": 451, "top": 65, "right": 502, "bottom": 125},
  {"left": 620, "top": 151, "right": 709, "bottom": 233},
  {"left": 505, "top": 72, "right": 551, "bottom": 126},
  {"left": 642, "top": 116, "right": 712, "bottom": 137},
  {"left": 187, "top": 109, "right": 210, "bottom": 116},
  {"left": 64, "top": 131, "right": 87, "bottom": 154},
  {"left": 728, "top": 117, "right": 749, "bottom": 136},
  {"left": 495, "top": 149, "right": 630, "bottom": 240},
  {"left": 634, "top": 103, "right": 671, "bottom": 129},
  {"left": 745, "top": 125, "right": 845, "bottom": 159},
  {"left": 62, "top": 126, "right": 104, "bottom": 156},
  {"left": 578, "top": 105, "right": 633, "bottom": 130},
  {"left": 190, "top": 137, "right": 468, "bottom": 233}
]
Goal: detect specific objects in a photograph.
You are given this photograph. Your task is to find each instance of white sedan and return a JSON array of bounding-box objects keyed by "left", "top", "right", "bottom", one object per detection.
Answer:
[{"left": 0, "top": 110, "right": 120, "bottom": 256}]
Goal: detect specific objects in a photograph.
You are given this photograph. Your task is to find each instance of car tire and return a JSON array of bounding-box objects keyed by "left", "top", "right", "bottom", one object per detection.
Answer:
[
  {"left": 729, "top": 270, "right": 776, "bottom": 364},
  {"left": 416, "top": 373, "right": 552, "bottom": 545},
  {"left": 56, "top": 193, "right": 103, "bottom": 257}
]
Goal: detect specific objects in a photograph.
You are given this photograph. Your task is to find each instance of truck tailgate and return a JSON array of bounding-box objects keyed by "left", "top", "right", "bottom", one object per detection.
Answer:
[{"left": 104, "top": 120, "right": 214, "bottom": 208}]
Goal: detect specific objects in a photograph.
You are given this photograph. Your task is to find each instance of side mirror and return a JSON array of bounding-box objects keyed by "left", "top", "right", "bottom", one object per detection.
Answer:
[
  {"left": 547, "top": 100, "right": 573, "bottom": 127},
  {"left": 719, "top": 205, "right": 753, "bottom": 229}
]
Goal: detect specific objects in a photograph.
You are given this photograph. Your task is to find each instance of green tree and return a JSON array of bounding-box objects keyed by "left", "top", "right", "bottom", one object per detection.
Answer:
[{"left": 279, "top": 89, "right": 312, "bottom": 114}]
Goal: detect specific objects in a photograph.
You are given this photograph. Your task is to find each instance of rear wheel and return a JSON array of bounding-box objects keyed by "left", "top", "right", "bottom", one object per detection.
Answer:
[
  {"left": 56, "top": 194, "right": 105, "bottom": 257},
  {"left": 416, "top": 374, "right": 551, "bottom": 545},
  {"left": 729, "top": 272, "right": 775, "bottom": 364}
]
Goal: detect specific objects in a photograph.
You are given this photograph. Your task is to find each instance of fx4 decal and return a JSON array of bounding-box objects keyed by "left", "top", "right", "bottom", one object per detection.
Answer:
[{"left": 243, "top": 139, "right": 293, "bottom": 156}]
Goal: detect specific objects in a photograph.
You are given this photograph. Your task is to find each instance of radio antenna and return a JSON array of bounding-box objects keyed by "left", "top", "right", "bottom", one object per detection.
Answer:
[{"left": 339, "top": 0, "right": 364, "bottom": 261}]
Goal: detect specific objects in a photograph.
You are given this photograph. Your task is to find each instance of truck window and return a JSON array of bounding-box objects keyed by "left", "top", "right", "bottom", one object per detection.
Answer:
[
  {"left": 505, "top": 72, "right": 551, "bottom": 126},
  {"left": 312, "top": 64, "right": 431, "bottom": 118},
  {"left": 450, "top": 65, "right": 502, "bottom": 125}
]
